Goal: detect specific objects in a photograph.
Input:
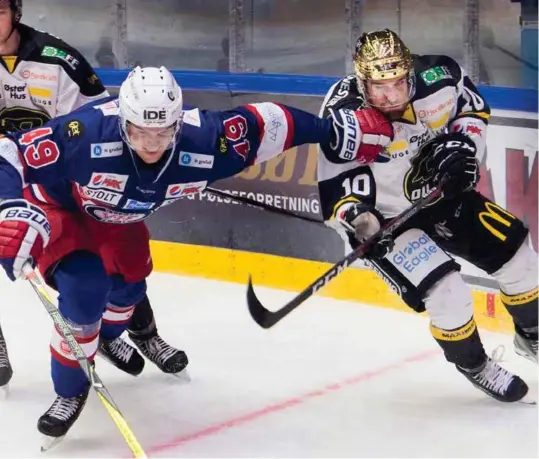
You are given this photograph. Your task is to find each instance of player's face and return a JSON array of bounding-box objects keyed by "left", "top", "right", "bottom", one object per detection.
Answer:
[
  {"left": 126, "top": 123, "right": 177, "bottom": 164},
  {"left": 365, "top": 76, "right": 409, "bottom": 118},
  {"left": 0, "top": 5, "right": 13, "bottom": 43}
]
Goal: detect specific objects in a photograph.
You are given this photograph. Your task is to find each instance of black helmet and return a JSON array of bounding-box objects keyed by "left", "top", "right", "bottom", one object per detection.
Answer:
[
  {"left": 11, "top": 0, "right": 22, "bottom": 22},
  {"left": 1, "top": 0, "right": 22, "bottom": 22}
]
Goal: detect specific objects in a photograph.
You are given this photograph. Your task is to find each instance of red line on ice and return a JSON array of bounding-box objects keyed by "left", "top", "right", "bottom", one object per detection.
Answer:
[{"left": 144, "top": 349, "right": 438, "bottom": 456}]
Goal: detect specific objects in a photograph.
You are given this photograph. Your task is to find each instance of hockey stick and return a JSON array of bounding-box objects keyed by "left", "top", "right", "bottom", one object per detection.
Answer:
[
  {"left": 247, "top": 185, "right": 445, "bottom": 329},
  {"left": 22, "top": 264, "right": 147, "bottom": 458},
  {"left": 206, "top": 187, "right": 324, "bottom": 224}
]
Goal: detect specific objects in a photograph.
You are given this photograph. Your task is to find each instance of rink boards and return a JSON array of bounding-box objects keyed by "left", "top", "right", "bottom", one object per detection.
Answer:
[{"left": 100, "top": 72, "right": 538, "bottom": 336}]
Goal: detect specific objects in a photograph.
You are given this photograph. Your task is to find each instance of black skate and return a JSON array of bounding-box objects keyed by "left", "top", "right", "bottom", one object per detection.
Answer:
[
  {"left": 514, "top": 325, "right": 538, "bottom": 364},
  {"left": 131, "top": 335, "right": 189, "bottom": 375},
  {"left": 457, "top": 348, "right": 531, "bottom": 403},
  {"left": 98, "top": 337, "right": 145, "bottom": 376},
  {"left": 38, "top": 386, "right": 90, "bottom": 450},
  {"left": 0, "top": 325, "right": 13, "bottom": 389}
]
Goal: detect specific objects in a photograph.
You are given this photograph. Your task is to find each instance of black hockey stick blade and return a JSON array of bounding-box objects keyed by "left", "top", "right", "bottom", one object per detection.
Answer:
[
  {"left": 247, "top": 184, "right": 444, "bottom": 329},
  {"left": 247, "top": 276, "right": 275, "bottom": 328},
  {"left": 247, "top": 247, "right": 364, "bottom": 328},
  {"left": 246, "top": 274, "right": 323, "bottom": 328}
]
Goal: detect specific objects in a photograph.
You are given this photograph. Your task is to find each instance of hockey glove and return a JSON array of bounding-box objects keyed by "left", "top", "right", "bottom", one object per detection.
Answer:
[
  {"left": 0, "top": 199, "right": 50, "bottom": 281},
  {"left": 326, "top": 108, "right": 393, "bottom": 164},
  {"left": 428, "top": 133, "right": 479, "bottom": 199},
  {"left": 336, "top": 202, "right": 394, "bottom": 259}
]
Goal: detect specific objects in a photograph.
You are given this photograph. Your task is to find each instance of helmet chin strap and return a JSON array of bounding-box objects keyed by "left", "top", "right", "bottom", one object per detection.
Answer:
[{"left": 119, "top": 118, "right": 184, "bottom": 183}]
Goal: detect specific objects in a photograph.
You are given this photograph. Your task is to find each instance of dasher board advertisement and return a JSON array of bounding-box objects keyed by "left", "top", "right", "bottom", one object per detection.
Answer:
[{"left": 146, "top": 90, "right": 537, "bottom": 289}]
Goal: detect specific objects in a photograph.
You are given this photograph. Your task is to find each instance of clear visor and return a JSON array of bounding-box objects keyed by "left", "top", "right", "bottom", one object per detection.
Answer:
[
  {"left": 364, "top": 71, "right": 416, "bottom": 109},
  {"left": 121, "top": 113, "right": 183, "bottom": 153}
]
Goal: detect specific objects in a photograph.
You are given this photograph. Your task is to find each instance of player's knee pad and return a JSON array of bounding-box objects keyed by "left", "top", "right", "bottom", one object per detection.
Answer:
[
  {"left": 424, "top": 272, "right": 486, "bottom": 368},
  {"left": 50, "top": 317, "right": 98, "bottom": 398},
  {"left": 53, "top": 251, "right": 111, "bottom": 324},
  {"left": 50, "top": 317, "right": 101, "bottom": 368},
  {"left": 492, "top": 241, "right": 538, "bottom": 327},
  {"left": 368, "top": 229, "right": 460, "bottom": 313},
  {"left": 424, "top": 271, "right": 474, "bottom": 330}
]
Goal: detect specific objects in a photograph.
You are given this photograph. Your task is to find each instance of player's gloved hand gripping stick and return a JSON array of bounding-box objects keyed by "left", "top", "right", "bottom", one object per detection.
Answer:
[{"left": 246, "top": 180, "right": 447, "bottom": 329}]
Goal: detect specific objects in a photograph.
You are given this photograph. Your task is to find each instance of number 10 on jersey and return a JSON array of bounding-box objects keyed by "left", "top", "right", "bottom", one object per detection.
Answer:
[{"left": 342, "top": 173, "right": 371, "bottom": 197}]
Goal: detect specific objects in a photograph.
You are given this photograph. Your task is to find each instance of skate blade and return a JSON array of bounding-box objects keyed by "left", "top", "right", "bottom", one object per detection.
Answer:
[
  {"left": 170, "top": 368, "right": 191, "bottom": 383},
  {"left": 515, "top": 348, "right": 538, "bottom": 364},
  {"left": 519, "top": 393, "right": 537, "bottom": 405},
  {"left": 41, "top": 435, "right": 65, "bottom": 453},
  {"left": 1, "top": 384, "right": 9, "bottom": 399}
]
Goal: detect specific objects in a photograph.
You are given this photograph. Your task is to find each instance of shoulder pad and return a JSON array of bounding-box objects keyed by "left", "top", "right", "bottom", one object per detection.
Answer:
[
  {"left": 323, "top": 75, "right": 366, "bottom": 114},
  {"left": 27, "top": 28, "right": 85, "bottom": 72},
  {"left": 414, "top": 54, "right": 462, "bottom": 87}
]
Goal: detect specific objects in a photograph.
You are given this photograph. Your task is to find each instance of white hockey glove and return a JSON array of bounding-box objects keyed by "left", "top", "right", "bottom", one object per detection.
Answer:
[
  {"left": 0, "top": 199, "right": 50, "bottom": 281},
  {"left": 326, "top": 107, "right": 393, "bottom": 164},
  {"left": 336, "top": 202, "right": 394, "bottom": 259}
]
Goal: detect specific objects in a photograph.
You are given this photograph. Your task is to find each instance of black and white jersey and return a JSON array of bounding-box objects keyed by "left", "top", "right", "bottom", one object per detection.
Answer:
[
  {"left": 318, "top": 54, "right": 490, "bottom": 222},
  {"left": 0, "top": 23, "right": 108, "bottom": 133}
]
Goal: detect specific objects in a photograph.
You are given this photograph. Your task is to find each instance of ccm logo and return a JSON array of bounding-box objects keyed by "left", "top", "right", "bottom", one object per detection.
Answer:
[
  {"left": 434, "top": 140, "right": 475, "bottom": 155},
  {"left": 144, "top": 110, "right": 166, "bottom": 120}
]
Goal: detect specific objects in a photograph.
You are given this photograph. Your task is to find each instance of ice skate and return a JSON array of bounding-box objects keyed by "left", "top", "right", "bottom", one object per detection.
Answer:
[
  {"left": 98, "top": 337, "right": 145, "bottom": 376},
  {"left": 457, "top": 347, "right": 534, "bottom": 404},
  {"left": 0, "top": 326, "right": 13, "bottom": 396},
  {"left": 38, "top": 386, "right": 90, "bottom": 451},
  {"left": 514, "top": 325, "right": 538, "bottom": 364},
  {"left": 131, "top": 334, "right": 189, "bottom": 381}
]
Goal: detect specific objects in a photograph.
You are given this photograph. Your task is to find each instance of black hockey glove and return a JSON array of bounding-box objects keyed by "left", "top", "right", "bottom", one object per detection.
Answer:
[
  {"left": 428, "top": 133, "right": 479, "bottom": 199},
  {"left": 336, "top": 202, "right": 394, "bottom": 259}
]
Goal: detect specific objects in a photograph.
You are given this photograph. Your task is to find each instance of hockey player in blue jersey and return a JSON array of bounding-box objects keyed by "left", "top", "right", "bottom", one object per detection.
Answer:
[
  {"left": 0, "top": 0, "right": 190, "bottom": 391},
  {"left": 0, "top": 66, "right": 393, "bottom": 440}
]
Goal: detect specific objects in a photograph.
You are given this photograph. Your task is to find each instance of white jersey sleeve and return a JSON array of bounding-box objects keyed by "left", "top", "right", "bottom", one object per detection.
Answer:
[{"left": 445, "top": 61, "right": 490, "bottom": 162}]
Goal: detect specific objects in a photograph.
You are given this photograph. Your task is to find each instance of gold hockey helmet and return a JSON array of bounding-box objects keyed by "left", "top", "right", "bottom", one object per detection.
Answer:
[{"left": 354, "top": 29, "right": 413, "bottom": 81}]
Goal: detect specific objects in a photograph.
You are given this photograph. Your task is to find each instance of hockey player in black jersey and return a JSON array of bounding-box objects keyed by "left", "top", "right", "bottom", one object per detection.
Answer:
[{"left": 318, "top": 29, "right": 537, "bottom": 403}]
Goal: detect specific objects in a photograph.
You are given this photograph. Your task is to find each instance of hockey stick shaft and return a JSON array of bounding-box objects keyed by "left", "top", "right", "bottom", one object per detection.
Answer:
[
  {"left": 493, "top": 44, "right": 538, "bottom": 70},
  {"left": 247, "top": 185, "right": 445, "bottom": 329},
  {"left": 22, "top": 264, "right": 147, "bottom": 459},
  {"left": 206, "top": 187, "right": 324, "bottom": 224}
]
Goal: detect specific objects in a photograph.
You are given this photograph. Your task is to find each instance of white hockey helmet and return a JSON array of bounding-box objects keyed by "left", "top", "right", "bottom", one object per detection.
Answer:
[{"left": 119, "top": 66, "right": 184, "bottom": 149}]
